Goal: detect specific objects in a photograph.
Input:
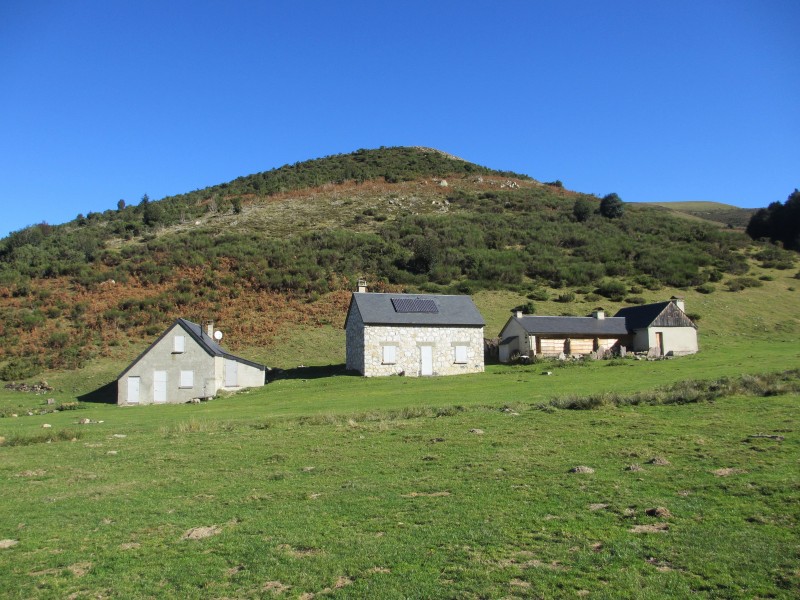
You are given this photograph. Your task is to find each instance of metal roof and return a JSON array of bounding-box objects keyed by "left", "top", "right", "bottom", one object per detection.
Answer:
[
  {"left": 118, "top": 318, "right": 266, "bottom": 379},
  {"left": 614, "top": 301, "right": 696, "bottom": 330},
  {"left": 347, "top": 293, "right": 485, "bottom": 327},
  {"left": 512, "top": 315, "right": 629, "bottom": 336}
]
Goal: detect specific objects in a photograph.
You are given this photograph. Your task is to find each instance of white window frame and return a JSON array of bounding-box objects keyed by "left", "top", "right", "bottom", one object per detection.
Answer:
[
  {"left": 179, "top": 370, "right": 194, "bottom": 388},
  {"left": 382, "top": 344, "right": 397, "bottom": 365},
  {"left": 173, "top": 335, "right": 185, "bottom": 353},
  {"left": 454, "top": 344, "right": 468, "bottom": 364}
]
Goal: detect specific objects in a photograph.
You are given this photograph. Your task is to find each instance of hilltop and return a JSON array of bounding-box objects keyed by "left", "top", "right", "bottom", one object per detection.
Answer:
[
  {"left": 636, "top": 201, "right": 755, "bottom": 229},
  {"left": 0, "top": 146, "right": 795, "bottom": 378}
]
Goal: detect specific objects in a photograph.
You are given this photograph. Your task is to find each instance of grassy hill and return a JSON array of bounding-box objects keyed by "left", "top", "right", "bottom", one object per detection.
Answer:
[
  {"left": 1, "top": 147, "right": 795, "bottom": 378},
  {"left": 638, "top": 201, "right": 755, "bottom": 229}
]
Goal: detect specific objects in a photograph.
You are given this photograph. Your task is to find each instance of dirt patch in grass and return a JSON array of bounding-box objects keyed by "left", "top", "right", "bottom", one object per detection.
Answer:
[
  {"left": 119, "top": 542, "right": 140, "bottom": 550},
  {"left": 588, "top": 503, "right": 608, "bottom": 511},
  {"left": 649, "top": 456, "right": 671, "bottom": 466},
  {"left": 646, "top": 507, "right": 672, "bottom": 518},
  {"left": 402, "top": 491, "right": 451, "bottom": 498},
  {"left": 367, "top": 567, "right": 391, "bottom": 574},
  {"left": 630, "top": 523, "right": 669, "bottom": 534},
  {"left": 15, "top": 469, "right": 46, "bottom": 477},
  {"left": 510, "top": 578, "right": 531, "bottom": 588},
  {"left": 0, "top": 539, "right": 19, "bottom": 549},
  {"left": 263, "top": 580, "right": 291, "bottom": 594},
  {"left": 277, "top": 544, "right": 322, "bottom": 558},
  {"left": 713, "top": 467, "right": 747, "bottom": 477},
  {"left": 68, "top": 562, "right": 92, "bottom": 577},
  {"left": 182, "top": 525, "right": 222, "bottom": 540}
]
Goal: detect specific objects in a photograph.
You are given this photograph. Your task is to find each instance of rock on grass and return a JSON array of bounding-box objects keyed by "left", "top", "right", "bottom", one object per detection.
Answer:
[{"left": 570, "top": 465, "right": 594, "bottom": 474}]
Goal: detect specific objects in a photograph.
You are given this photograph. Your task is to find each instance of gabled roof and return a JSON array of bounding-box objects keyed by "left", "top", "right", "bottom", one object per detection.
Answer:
[
  {"left": 509, "top": 315, "right": 629, "bottom": 337},
  {"left": 614, "top": 301, "right": 697, "bottom": 330},
  {"left": 346, "top": 292, "right": 485, "bottom": 327},
  {"left": 118, "top": 319, "right": 266, "bottom": 379}
]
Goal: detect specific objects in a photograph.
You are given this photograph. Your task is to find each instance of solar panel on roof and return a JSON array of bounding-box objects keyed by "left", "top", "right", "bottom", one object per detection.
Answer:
[{"left": 391, "top": 297, "right": 439, "bottom": 313}]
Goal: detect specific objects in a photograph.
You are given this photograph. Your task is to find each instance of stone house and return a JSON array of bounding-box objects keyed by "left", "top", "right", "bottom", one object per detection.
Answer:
[
  {"left": 117, "top": 319, "right": 266, "bottom": 405},
  {"left": 344, "top": 286, "right": 485, "bottom": 377},
  {"left": 498, "top": 298, "right": 698, "bottom": 361}
]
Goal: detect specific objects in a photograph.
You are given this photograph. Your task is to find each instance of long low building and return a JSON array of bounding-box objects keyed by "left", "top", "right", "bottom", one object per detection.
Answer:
[{"left": 498, "top": 298, "right": 698, "bottom": 361}]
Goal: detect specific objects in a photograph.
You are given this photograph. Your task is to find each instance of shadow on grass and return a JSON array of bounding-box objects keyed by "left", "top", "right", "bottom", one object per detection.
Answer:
[
  {"left": 77, "top": 381, "right": 117, "bottom": 404},
  {"left": 269, "top": 363, "right": 356, "bottom": 381}
]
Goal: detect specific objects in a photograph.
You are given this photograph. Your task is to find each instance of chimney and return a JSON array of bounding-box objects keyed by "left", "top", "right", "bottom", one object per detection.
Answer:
[
  {"left": 204, "top": 320, "right": 214, "bottom": 338},
  {"left": 514, "top": 309, "right": 524, "bottom": 318},
  {"left": 593, "top": 309, "right": 605, "bottom": 320},
  {"left": 671, "top": 296, "right": 685, "bottom": 312},
  {"left": 357, "top": 279, "right": 368, "bottom": 293}
]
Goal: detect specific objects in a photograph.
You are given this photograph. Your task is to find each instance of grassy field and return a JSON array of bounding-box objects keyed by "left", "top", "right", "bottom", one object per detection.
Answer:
[{"left": 1, "top": 278, "right": 799, "bottom": 598}]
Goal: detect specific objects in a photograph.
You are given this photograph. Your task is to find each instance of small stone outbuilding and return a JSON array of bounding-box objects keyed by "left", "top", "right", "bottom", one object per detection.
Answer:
[
  {"left": 117, "top": 319, "right": 266, "bottom": 405},
  {"left": 345, "top": 288, "right": 485, "bottom": 377}
]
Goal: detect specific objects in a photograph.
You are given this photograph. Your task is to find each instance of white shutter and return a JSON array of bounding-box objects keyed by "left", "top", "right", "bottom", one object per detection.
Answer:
[
  {"left": 180, "top": 370, "right": 194, "bottom": 388},
  {"left": 382, "top": 345, "right": 396, "bottom": 364},
  {"left": 454, "top": 345, "right": 468, "bottom": 364},
  {"left": 174, "top": 335, "right": 185, "bottom": 353}
]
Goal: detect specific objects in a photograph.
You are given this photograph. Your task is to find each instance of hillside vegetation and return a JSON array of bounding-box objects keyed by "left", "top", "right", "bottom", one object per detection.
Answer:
[
  {"left": 0, "top": 147, "right": 796, "bottom": 377},
  {"left": 637, "top": 201, "right": 755, "bottom": 229}
]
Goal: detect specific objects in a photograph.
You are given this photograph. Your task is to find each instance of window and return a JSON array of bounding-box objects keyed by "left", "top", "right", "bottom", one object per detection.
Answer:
[
  {"left": 173, "top": 335, "right": 185, "bottom": 353},
  {"left": 179, "top": 370, "right": 194, "bottom": 388},
  {"left": 382, "top": 345, "right": 397, "bottom": 364},
  {"left": 454, "top": 345, "right": 468, "bottom": 364}
]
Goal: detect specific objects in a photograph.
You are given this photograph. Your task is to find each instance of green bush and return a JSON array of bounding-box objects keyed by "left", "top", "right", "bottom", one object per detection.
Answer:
[
  {"left": 726, "top": 277, "right": 763, "bottom": 292},
  {"left": 0, "top": 357, "right": 42, "bottom": 381},
  {"left": 696, "top": 283, "right": 716, "bottom": 294},
  {"left": 596, "top": 279, "right": 627, "bottom": 301}
]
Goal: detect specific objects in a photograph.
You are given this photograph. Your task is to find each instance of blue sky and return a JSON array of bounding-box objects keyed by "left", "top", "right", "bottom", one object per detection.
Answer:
[{"left": 1, "top": 0, "right": 798, "bottom": 239}]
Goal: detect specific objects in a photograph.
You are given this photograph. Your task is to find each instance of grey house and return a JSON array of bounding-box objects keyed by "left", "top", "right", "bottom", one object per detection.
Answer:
[
  {"left": 499, "top": 298, "right": 698, "bottom": 361},
  {"left": 614, "top": 297, "right": 698, "bottom": 356},
  {"left": 117, "top": 319, "right": 266, "bottom": 405},
  {"left": 345, "top": 287, "right": 486, "bottom": 377}
]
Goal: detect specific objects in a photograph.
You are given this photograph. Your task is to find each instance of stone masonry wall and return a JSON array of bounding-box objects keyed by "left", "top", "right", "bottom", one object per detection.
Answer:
[{"left": 362, "top": 325, "right": 484, "bottom": 377}]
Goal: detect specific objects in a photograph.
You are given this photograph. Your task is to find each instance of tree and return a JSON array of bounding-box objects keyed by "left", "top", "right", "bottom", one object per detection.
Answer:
[
  {"left": 117, "top": 199, "right": 126, "bottom": 211},
  {"left": 573, "top": 198, "right": 593, "bottom": 222},
  {"left": 599, "top": 193, "right": 624, "bottom": 219},
  {"left": 746, "top": 189, "right": 800, "bottom": 251}
]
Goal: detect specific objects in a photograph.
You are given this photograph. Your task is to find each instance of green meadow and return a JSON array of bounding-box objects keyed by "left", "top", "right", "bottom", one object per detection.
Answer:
[{"left": 1, "top": 280, "right": 799, "bottom": 598}]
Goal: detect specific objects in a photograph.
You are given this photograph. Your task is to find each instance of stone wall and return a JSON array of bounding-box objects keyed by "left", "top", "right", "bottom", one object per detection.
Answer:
[{"left": 360, "top": 324, "right": 484, "bottom": 377}]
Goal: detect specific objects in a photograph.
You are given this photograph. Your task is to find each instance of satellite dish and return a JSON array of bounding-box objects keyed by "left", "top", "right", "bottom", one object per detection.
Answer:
[{"left": 213, "top": 330, "right": 223, "bottom": 341}]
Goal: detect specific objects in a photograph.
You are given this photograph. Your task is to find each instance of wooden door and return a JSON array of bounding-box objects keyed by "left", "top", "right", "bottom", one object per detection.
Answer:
[{"left": 655, "top": 332, "right": 664, "bottom": 355}]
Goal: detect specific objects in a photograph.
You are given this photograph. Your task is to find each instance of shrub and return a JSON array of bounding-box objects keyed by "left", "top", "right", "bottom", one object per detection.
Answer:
[
  {"left": 726, "top": 277, "right": 763, "bottom": 292},
  {"left": 696, "top": 283, "right": 716, "bottom": 294},
  {"left": 0, "top": 357, "right": 42, "bottom": 381},
  {"left": 555, "top": 292, "right": 576, "bottom": 303},
  {"left": 527, "top": 288, "right": 549, "bottom": 301},
  {"left": 625, "top": 296, "right": 646, "bottom": 304},
  {"left": 596, "top": 279, "right": 627, "bottom": 301},
  {"left": 599, "top": 193, "right": 624, "bottom": 219}
]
